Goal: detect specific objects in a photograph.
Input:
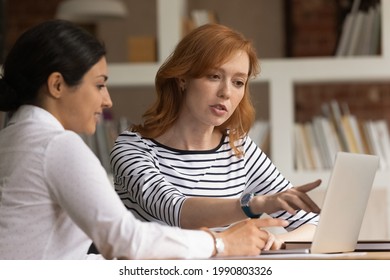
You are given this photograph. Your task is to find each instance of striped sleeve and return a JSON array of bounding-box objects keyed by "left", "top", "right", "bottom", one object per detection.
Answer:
[
  {"left": 110, "top": 132, "right": 186, "bottom": 227},
  {"left": 243, "top": 136, "right": 319, "bottom": 230}
]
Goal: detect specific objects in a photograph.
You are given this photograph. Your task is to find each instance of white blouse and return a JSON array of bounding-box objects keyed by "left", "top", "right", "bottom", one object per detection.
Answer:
[{"left": 0, "top": 105, "right": 213, "bottom": 259}]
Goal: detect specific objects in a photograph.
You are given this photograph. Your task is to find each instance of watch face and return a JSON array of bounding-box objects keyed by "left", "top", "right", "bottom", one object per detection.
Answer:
[
  {"left": 241, "top": 193, "right": 252, "bottom": 206},
  {"left": 215, "top": 238, "right": 225, "bottom": 255}
]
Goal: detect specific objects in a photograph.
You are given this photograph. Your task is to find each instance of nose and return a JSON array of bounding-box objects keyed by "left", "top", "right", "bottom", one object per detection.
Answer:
[
  {"left": 102, "top": 88, "right": 113, "bottom": 109},
  {"left": 217, "top": 80, "right": 232, "bottom": 99}
]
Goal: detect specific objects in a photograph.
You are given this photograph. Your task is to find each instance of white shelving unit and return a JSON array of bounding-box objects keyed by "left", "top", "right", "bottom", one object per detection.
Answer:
[{"left": 108, "top": 0, "right": 390, "bottom": 238}]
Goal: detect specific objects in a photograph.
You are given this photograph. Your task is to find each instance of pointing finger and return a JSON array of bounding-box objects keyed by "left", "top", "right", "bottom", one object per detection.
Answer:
[{"left": 294, "top": 179, "right": 321, "bottom": 193}]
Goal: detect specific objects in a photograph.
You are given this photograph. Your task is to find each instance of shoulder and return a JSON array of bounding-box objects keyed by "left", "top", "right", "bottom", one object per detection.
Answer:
[
  {"left": 50, "top": 130, "right": 87, "bottom": 148},
  {"left": 46, "top": 130, "right": 97, "bottom": 162},
  {"left": 111, "top": 130, "right": 156, "bottom": 157},
  {"left": 115, "top": 130, "right": 150, "bottom": 145},
  {"left": 228, "top": 133, "right": 259, "bottom": 155},
  {"left": 43, "top": 130, "right": 104, "bottom": 184}
]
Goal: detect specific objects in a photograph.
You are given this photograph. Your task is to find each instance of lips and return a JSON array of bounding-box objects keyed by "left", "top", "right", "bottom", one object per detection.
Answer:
[{"left": 211, "top": 104, "right": 227, "bottom": 111}]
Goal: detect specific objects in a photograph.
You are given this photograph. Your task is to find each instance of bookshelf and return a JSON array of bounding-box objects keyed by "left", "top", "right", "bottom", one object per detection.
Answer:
[
  {"left": 108, "top": 1, "right": 389, "bottom": 173},
  {"left": 103, "top": 0, "right": 390, "bottom": 238}
]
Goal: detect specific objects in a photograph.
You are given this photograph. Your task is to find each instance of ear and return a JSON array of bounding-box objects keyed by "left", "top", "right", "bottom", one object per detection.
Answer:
[{"left": 47, "top": 72, "right": 65, "bottom": 99}]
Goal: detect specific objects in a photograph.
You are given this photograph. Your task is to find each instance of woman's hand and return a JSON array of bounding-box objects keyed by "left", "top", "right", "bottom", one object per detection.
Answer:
[
  {"left": 215, "top": 218, "right": 289, "bottom": 257},
  {"left": 251, "top": 179, "right": 322, "bottom": 215},
  {"left": 262, "top": 231, "right": 285, "bottom": 251}
]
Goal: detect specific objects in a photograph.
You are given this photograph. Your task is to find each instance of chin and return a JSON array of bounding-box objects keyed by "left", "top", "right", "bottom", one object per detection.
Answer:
[
  {"left": 78, "top": 126, "right": 96, "bottom": 136},
  {"left": 86, "top": 127, "right": 97, "bottom": 135}
]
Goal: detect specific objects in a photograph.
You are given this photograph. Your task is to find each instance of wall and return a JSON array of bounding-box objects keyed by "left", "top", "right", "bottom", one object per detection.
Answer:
[
  {"left": 4, "top": 0, "right": 62, "bottom": 55},
  {"left": 4, "top": 1, "right": 390, "bottom": 130}
]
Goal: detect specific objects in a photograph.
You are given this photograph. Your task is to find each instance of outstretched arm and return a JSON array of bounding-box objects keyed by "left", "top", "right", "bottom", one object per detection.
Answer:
[{"left": 180, "top": 180, "right": 321, "bottom": 229}]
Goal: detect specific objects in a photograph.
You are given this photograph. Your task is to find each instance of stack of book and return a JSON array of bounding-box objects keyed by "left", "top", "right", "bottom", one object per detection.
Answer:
[
  {"left": 335, "top": 0, "right": 381, "bottom": 56},
  {"left": 294, "top": 100, "right": 390, "bottom": 171}
]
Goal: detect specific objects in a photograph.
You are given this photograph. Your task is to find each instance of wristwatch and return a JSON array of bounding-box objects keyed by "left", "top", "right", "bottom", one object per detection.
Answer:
[
  {"left": 214, "top": 235, "right": 225, "bottom": 256},
  {"left": 202, "top": 227, "right": 225, "bottom": 256},
  {"left": 240, "top": 193, "right": 262, "bottom": 218}
]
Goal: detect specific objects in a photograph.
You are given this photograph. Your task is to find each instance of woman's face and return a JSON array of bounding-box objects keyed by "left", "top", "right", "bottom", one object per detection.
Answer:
[
  {"left": 56, "top": 57, "right": 112, "bottom": 135},
  {"left": 181, "top": 50, "right": 249, "bottom": 129}
]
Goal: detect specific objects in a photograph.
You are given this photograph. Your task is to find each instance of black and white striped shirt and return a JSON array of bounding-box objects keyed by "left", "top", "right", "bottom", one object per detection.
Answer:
[{"left": 110, "top": 131, "right": 319, "bottom": 231}]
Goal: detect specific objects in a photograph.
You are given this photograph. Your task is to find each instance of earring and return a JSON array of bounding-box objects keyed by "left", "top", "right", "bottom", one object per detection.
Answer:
[{"left": 180, "top": 79, "right": 186, "bottom": 92}]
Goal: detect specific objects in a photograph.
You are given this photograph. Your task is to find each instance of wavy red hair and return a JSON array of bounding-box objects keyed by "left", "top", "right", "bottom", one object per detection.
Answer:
[{"left": 132, "top": 23, "right": 260, "bottom": 156}]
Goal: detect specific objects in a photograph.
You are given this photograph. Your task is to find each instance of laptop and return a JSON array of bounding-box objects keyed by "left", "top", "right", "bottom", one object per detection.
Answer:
[{"left": 262, "top": 152, "right": 380, "bottom": 255}]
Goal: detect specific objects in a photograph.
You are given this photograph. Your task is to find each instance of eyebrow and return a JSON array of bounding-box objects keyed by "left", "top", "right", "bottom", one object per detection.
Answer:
[
  {"left": 236, "top": 72, "right": 248, "bottom": 79},
  {"left": 212, "top": 68, "right": 248, "bottom": 79},
  {"left": 98, "top": 75, "right": 108, "bottom": 81}
]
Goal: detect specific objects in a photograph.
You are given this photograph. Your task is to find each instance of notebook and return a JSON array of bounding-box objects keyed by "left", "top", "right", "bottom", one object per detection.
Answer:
[{"left": 262, "top": 152, "right": 380, "bottom": 255}]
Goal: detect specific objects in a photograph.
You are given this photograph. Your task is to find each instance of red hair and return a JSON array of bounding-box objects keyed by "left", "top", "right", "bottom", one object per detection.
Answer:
[{"left": 133, "top": 24, "right": 260, "bottom": 156}]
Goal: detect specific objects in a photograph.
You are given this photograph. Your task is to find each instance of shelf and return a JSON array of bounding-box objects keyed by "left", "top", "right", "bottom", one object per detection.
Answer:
[
  {"left": 258, "top": 57, "right": 390, "bottom": 82},
  {"left": 108, "top": 57, "right": 390, "bottom": 87},
  {"left": 105, "top": 0, "right": 390, "bottom": 188},
  {"left": 108, "top": 63, "right": 159, "bottom": 86}
]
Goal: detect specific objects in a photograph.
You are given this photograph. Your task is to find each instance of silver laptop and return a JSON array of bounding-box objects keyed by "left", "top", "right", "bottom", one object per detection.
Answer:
[{"left": 263, "top": 152, "right": 380, "bottom": 255}]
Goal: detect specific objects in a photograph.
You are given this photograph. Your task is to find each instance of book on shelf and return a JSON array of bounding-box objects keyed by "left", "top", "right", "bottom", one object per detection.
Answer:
[
  {"left": 294, "top": 123, "right": 307, "bottom": 170},
  {"left": 304, "top": 122, "right": 324, "bottom": 170},
  {"left": 294, "top": 123, "right": 311, "bottom": 170},
  {"left": 335, "top": 0, "right": 361, "bottom": 56},
  {"left": 294, "top": 122, "right": 323, "bottom": 171},
  {"left": 375, "top": 120, "right": 390, "bottom": 170},
  {"left": 335, "top": 0, "right": 381, "bottom": 56},
  {"left": 362, "top": 120, "right": 390, "bottom": 170},
  {"left": 340, "top": 102, "right": 366, "bottom": 154},
  {"left": 328, "top": 100, "right": 350, "bottom": 152},
  {"left": 312, "top": 117, "right": 334, "bottom": 169},
  {"left": 355, "top": 4, "right": 377, "bottom": 55},
  {"left": 345, "top": 8, "right": 365, "bottom": 56},
  {"left": 368, "top": 3, "right": 381, "bottom": 55},
  {"left": 317, "top": 115, "right": 341, "bottom": 168},
  {"left": 294, "top": 100, "right": 390, "bottom": 171}
]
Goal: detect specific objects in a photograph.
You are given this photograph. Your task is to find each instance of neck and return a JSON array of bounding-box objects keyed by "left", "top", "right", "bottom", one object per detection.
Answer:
[{"left": 156, "top": 123, "right": 223, "bottom": 150}]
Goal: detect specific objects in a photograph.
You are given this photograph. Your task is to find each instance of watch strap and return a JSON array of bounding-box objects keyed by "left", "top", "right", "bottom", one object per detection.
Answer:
[
  {"left": 241, "top": 193, "right": 262, "bottom": 218},
  {"left": 242, "top": 205, "right": 262, "bottom": 218}
]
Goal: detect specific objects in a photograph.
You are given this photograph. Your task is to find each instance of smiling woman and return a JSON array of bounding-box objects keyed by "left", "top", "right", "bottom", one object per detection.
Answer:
[{"left": 46, "top": 58, "right": 111, "bottom": 135}]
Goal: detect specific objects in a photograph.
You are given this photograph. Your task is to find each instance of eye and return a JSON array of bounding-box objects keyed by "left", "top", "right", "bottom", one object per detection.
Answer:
[
  {"left": 97, "top": 84, "right": 106, "bottom": 90},
  {"left": 207, "top": 73, "right": 221, "bottom": 80},
  {"left": 233, "top": 80, "right": 245, "bottom": 88}
]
